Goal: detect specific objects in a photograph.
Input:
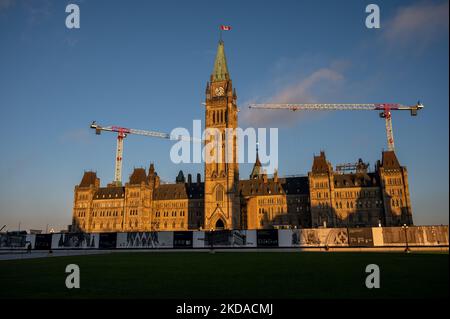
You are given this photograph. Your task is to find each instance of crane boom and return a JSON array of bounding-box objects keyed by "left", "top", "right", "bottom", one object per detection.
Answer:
[
  {"left": 90, "top": 122, "right": 194, "bottom": 186},
  {"left": 248, "top": 102, "right": 423, "bottom": 151},
  {"left": 248, "top": 102, "right": 423, "bottom": 113}
]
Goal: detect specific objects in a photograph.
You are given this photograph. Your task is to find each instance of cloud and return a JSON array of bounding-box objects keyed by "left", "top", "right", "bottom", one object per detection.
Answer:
[
  {"left": 59, "top": 128, "right": 92, "bottom": 144},
  {"left": 241, "top": 67, "right": 345, "bottom": 127},
  {"left": 268, "top": 68, "right": 344, "bottom": 104},
  {"left": 383, "top": 1, "right": 449, "bottom": 49}
]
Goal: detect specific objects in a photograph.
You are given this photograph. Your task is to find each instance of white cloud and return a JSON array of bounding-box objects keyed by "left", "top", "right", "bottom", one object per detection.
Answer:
[
  {"left": 241, "top": 67, "right": 345, "bottom": 127},
  {"left": 59, "top": 128, "right": 92, "bottom": 144},
  {"left": 268, "top": 68, "right": 344, "bottom": 104},
  {"left": 383, "top": 1, "right": 449, "bottom": 48}
]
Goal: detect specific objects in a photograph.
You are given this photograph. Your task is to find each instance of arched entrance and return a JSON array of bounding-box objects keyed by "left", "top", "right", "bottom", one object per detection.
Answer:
[{"left": 215, "top": 219, "right": 225, "bottom": 230}]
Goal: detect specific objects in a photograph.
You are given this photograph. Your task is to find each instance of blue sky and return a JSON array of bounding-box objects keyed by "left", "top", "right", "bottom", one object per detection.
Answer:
[{"left": 0, "top": 0, "right": 448, "bottom": 231}]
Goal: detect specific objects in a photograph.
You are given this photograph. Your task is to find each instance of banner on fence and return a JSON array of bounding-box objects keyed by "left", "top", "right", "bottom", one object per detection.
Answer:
[
  {"left": 348, "top": 228, "right": 374, "bottom": 247},
  {"left": 372, "top": 226, "right": 449, "bottom": 246},
  {"left": 116, "top": 232, "right": 173, "bottom": 248},
  {"left": 34, "top": 234, "right": 52, "bottom": 250},
  {"left": 51, "top": 232, "right": 99, "bottom": 249},
  {"left": 278, "top": 228, "right": 349, "bottom": 247},
  {"left": 257, "top": 229, "right": 278, "bottom": 247},
  {"left": 98, "top": 233, "right": 117, "bottom": 249},
  {"left": 174, "top": 231, "right": 193, "bottom": 248},
  {"left": 0, "top": 232, "right": 28, "bottom": 248}
]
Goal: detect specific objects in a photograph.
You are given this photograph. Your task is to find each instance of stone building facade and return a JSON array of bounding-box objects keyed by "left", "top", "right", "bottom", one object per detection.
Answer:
[{"left": 71, "top": 41, "right": 413, "bottom": 232}]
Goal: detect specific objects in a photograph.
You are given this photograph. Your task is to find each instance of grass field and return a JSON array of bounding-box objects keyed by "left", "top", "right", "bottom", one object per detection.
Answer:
[{"left": 0, "top": 252, "right": 448, "bottom": 299}]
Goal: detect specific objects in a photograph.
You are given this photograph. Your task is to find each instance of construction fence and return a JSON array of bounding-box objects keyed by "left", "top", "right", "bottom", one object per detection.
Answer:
[{"left": 0, "top": 226, "right": 448, "bottom": 250}]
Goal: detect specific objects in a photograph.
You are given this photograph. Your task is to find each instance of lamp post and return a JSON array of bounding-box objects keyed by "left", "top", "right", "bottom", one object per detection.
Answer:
[
  {"left": 209, "top": 228, "right": 215, "bottom": 254},
  {"left": 402, "top": 224, "right": 410, "bottom": 253}
]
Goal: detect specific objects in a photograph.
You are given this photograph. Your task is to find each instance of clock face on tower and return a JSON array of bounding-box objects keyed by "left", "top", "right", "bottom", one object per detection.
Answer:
[{"left": 214, "top": 86, "right": 224, "bottom": 96}]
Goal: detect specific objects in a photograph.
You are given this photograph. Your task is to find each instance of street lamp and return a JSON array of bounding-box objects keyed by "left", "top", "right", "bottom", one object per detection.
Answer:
[
  {"left": 402, "top": 224, "right": 410, "bottom": 253},
  {"left": 209, "top": 228, "right": 215, "bottom": 254}
]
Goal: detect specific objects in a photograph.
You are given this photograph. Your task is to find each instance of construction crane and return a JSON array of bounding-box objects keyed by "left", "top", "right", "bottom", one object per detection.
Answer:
[
  {"left": 248, "top": 102, "right": 424, "bottom": 151},
  {"left": 90, "top": 121, "right": 194, "bottom": 186}
]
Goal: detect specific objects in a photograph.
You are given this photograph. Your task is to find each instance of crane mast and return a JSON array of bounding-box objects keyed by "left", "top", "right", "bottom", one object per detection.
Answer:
[{"left": 248, "top": 102, "right": 423, "bottom": 151}]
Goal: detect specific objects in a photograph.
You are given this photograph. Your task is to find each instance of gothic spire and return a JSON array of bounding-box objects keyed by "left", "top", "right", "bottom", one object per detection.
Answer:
[
  {"left": 250, "top": 143, "right": 262, "bottom": 179},
  {"left": 211, "top": 40, "right": 229, "bottom": 82}
]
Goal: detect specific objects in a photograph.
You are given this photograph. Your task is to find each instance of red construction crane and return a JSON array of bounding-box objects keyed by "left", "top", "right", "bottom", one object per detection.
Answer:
[
  {"left": 248, "top": 101, "right": 424, "bottom": 151},
  {"left": 90, "top": 121, "right": 192, "bottom": 186}
]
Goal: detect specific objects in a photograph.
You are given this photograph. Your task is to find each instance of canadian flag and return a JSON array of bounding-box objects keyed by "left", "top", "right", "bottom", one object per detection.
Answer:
[{"left": 220, "top": 25, "right": 232, "bottom": 31}]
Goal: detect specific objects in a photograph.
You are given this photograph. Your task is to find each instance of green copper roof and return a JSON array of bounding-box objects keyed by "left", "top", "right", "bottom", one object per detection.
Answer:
[{"left": 212, "top": 40, "right": 229, "bottom": 81}]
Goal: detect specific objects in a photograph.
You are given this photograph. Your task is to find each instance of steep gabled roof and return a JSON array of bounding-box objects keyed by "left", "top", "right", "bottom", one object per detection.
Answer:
[
  {"left": 129, "top": 168, "right": 147, "bottom": 185},
  {"left": 79, "top": 171, "right": 99, "bottom": 187},
  {"left": 381, "top": 151, "right": 401, "bottom": 169},
  {"left": 312, "top": 151, "right": 331, "bottom": 173}
]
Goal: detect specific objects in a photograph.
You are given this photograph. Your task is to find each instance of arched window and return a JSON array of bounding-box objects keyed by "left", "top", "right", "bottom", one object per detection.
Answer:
[{"left": 215, "top": 184, "right": 224, "bottom": 202}]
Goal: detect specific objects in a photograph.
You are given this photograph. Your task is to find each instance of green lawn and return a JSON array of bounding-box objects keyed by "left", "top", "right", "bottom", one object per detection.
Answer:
[{"left": 0, "top": 252, "right": 448, "bottom": 299}]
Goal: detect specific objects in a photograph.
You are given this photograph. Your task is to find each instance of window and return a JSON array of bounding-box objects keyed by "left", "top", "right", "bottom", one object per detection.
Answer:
[{"left": 215, "top": 185, "right": 224, "bottom": 202}]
